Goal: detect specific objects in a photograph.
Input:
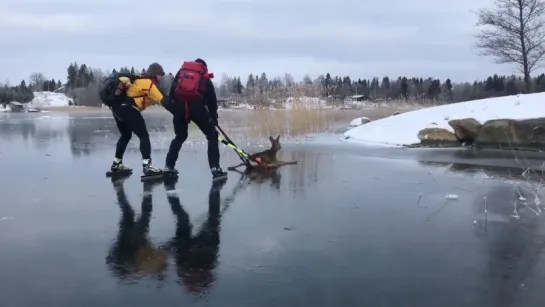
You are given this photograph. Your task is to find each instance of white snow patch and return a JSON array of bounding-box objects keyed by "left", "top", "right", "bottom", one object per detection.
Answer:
[
  {"left": 445, "top": 194, "right": 458, "bottom": 200},
  {"left": 227, "top": 103, "right": 254, "bottom": 110},
  {"left": 282, "top": 96, "right": 330, "bottom": 110},
  {"left": 0, "top": 105, "right": 10, "bottom": 112},
  {"left": 29, "top": 91, "right": 73, "bottom": 108},
  {"left": 344, "top": 93, "right": 543, "bottom": 147},
  {"left": 348, "top": 116, "right": 371, "bottom": 127}
]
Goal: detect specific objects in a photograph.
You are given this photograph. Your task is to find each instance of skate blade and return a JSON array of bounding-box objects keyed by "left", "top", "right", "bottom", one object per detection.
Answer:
[
  {"left": 212, "top": 175, "right": 228, "bottom": 182},
  {"left": 140, "top": 173, "right": 164, "bottom": 182},
  {"left": 106, "top": 170, "right": 133, "bottom": 177}
]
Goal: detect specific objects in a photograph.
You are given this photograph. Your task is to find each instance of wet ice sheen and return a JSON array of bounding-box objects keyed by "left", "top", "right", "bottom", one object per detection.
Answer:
[{"left": 1, "top": 112, "right": 545, "bottom": 307}]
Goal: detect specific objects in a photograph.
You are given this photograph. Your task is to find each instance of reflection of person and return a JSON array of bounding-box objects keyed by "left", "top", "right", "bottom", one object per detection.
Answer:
[
  {"left": 162, "top": 177, "right": 227, "bottom": 293},
  {"left": 105, "top": 177, "right": 168, "bottom": 280}
]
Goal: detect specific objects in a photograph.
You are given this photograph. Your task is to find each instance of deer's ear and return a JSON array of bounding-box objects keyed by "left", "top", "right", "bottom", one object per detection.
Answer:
[
  {"left": 276, "top": 135, "right": 280, "bottom": 141},
  {"left": 269, "top": 136, "right": 274, "bottom": 142}
]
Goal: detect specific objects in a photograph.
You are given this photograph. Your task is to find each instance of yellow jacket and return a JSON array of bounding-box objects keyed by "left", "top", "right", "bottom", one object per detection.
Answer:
[{"left": 118, "top": 77, "right": 163, "bottom": 111}]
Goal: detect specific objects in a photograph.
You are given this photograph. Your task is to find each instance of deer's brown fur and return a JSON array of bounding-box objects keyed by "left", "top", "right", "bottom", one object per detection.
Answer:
[{"left": 227, "top": 135, "right": 298, "bottom": 170}]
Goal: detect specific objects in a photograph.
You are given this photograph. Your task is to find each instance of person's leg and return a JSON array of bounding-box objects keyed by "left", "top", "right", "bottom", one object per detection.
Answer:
[
  {"left": 120, "top": 105, "right": 161, "bottom": 174},
  {"left": 110, "top": 105, "right": 133, "bottom": 172},
  {"left": 190, "top": 104, "right": 227, "bottom": 178},
  {"left": 165, "top": 113, "right": 189, "bottom": 172}
]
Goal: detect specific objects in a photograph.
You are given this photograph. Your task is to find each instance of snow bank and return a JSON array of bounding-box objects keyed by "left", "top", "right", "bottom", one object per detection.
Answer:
[
  {"left": 29, "top": 92, "right": 73, "bottom": 108},
  {"left": 344, "top": 93, "right": 543, "bottom": 147},
  {"left": 0, "top": 105, "right": 10, "bottom": 112},
  {"left": 349, "top": 117, "right": 370, "bottom": 127}
]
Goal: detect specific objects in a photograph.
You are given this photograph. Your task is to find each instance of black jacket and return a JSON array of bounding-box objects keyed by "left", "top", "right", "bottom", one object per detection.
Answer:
[{"left": 169, "top": 70, "right": 218, "bottom": 118}]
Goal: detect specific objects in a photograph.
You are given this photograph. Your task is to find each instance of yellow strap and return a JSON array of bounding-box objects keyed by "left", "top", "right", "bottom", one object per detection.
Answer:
[{"left": 218, "top": 137, "right": 249, "bottom": 157}]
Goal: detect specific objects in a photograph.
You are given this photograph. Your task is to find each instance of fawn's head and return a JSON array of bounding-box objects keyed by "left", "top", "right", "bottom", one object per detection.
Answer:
[{"left": 269, "top": 135, "right": 281, "bottom": 152}]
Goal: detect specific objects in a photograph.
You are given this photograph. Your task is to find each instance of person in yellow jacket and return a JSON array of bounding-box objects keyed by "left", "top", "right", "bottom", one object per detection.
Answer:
[{"left": 104, "top": 62, "right": 166, "bottom": 176}]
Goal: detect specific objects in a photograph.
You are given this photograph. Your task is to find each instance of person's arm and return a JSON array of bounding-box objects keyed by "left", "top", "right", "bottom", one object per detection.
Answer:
[
  {"left": 161, "top": 71, "right": 180, "bottom": 114},
  {"left": 148, "top": 82, "right": 164, "bottom": 104},
  {"left": 115, "top": 77, "right": 132, "bottom": 96},
  {"left": 169, "top": 70, "right": 180, "bottom": 100},
  {"left": 205, "top": 79, "right": 218, "bottom": 120}
]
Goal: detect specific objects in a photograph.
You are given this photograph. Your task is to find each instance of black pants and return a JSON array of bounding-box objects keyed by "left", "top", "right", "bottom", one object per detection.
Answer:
[
  {"left": 165, "top": 101, "right": 220, "bottom": 169},
  {"left": 111, "top": 102, "right": 151, "bottom": 160}
]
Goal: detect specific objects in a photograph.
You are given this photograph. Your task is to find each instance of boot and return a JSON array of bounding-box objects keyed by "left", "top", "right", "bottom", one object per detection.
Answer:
[
  {"left": 164, "top": 165, "right": 179, "bottom": 175},
  {"left": 211, "top": 166, "right": 227, "bottom": 180},
  {"left": 142, "top": 159, "right": 163, "bottom": 176},
  {"left": 111, "top": 158, "right": 132, "bottom": 173}
]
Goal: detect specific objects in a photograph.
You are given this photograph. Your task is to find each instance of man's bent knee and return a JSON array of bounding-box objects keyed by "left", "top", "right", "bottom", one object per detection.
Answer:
[
  {"left": 205, "top": 129, "right": 218, "bottom": 141},
  {"left": 175, "top": 129, "right": 188, "bottom": 142},
  {"left": 134, "top": 129, "right": 149, "bottom": 140},
  {"left": 120, "top": 132, "right": 132, "bottom": 142}
]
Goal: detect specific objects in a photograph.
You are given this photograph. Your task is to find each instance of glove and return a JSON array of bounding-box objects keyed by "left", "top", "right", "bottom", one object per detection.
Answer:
[{"left": 162, "top": 97, "right": 175, "bottom": 114}]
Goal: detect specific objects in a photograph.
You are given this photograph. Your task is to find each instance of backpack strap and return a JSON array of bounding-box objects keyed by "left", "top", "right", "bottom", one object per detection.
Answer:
[{"left": 141, "top": 80, "right": 154, "bottom": 110}]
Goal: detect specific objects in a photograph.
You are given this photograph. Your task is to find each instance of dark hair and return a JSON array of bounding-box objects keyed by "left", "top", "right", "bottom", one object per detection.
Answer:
[
  {"left": 146, "top": 62, "right": 165, "bottom": 76},
  {"left": 195, "top": 58, "right": 207, "bottom": 68}
]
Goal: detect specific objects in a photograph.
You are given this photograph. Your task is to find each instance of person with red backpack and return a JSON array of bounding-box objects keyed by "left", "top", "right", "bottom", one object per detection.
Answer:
[{"left": 164, "top": 58, "right": 227, "bottom": 180}]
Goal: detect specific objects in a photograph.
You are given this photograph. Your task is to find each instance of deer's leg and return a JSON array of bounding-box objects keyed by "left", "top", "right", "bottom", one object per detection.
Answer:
[
  {"left": 276, "top": 160, "right": 298, "bottom": 167},
  {"left": 227, "top": 162, "right": 246, "bottom": 170}
]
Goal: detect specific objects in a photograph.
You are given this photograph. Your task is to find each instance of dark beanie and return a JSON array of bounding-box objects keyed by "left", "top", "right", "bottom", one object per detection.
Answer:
[
  {"left": 146, "top": 62, "right": 165, "bottom": 76},
  {"left": 195, "top": 58, "right": 207, "bottom": 68}
]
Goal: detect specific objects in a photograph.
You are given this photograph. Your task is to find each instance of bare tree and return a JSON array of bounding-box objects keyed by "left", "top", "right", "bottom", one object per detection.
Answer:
[
  {"left": 283, "top": 73, "right": 295, "bottom": 87},
  {"left": 90, "top": 68, "right": 106, "bottom": 82},
  {"left": 29, "top": 72, "right": 46, "bottom": 91},
  {"left": 475, "top": 0, "right": 545, "bottom": 91}
]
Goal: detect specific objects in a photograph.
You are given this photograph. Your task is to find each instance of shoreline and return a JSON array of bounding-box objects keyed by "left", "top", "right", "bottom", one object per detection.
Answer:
[{"left": 35, "top": 105, "right": 418, "bottom": 115}]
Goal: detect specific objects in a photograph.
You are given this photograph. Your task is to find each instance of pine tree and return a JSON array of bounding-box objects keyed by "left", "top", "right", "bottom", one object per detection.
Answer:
[
  {"left": 445, "top": 78, "right": 453, "bottom": 101},
  {"left": 246, "top": 74, "right": 255, "bottom": 89},
  {"left": 401, "top": 77, "right": 408, "bottom": 99},
  {"left": 236, "top": 77, "right": 243, "bottom": 94},
  {"left": 67, "top": 63, "right": 78, "bottom": 89}
]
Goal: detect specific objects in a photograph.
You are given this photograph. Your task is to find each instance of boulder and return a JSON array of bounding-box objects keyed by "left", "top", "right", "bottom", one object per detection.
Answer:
[
  {"left": 473, "top": 117, "right": 545, "bottom": 150},
  {"left": 349, "top": 116, "right": 371, "bottom": 127},
  {"left": 448, "top": 118, "right": 482, "bottom": 142},
  {"left": 417, "top": 127, "right": 459, "bottom": 147}
]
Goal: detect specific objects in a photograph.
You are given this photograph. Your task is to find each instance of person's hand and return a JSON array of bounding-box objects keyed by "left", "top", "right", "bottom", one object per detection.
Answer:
[{"left": 210, "top": 113, "right": 218, "bottom": 125}]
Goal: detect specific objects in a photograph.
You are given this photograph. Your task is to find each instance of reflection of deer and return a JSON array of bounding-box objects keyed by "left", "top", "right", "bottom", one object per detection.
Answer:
[
  {"left": 161, "top": 178, "right": 227, "bottom": 294},
  {"left": 227, "top": 135, "right": 298, "bottom": 171},
  {"left": 230, "top": 167, "right": 282, "bottom": 190},
  {"left": 105, "top": 177, "right": 168, "bottom": 280}
]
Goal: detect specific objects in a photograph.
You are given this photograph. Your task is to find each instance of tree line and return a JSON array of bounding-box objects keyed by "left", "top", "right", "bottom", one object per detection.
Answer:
[
  {"left": 0, "top": 81, "right": 34, "bottom": 105},
  {"left": 3, "top": 62, "right": 544, "bottom": 107}
]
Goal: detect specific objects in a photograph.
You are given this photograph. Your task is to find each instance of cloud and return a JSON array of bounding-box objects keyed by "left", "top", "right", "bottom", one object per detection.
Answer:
[{"left": 0, "top": 0, "right": 520, "bottom": 84}]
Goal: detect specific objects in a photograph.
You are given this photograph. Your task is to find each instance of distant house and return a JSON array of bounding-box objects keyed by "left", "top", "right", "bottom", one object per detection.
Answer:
[
  {"left": 8, "top": 101, "right": 41, "bottom": 112},
  {"left": 9, "top": 101, "right": 25, "bottom": 112},
  {"left": 345, "top": 95, "right": 368, "bottom": 102}
]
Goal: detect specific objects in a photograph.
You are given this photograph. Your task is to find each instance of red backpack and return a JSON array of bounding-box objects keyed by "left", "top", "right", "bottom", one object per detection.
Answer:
[{"left": 174, "top": 61, "right": 214, "bottom": 102}]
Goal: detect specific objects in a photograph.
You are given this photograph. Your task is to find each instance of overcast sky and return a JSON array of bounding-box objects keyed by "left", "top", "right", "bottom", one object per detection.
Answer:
[{"left": 0, "top": 0, "right": 526, "bottom": 85}]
